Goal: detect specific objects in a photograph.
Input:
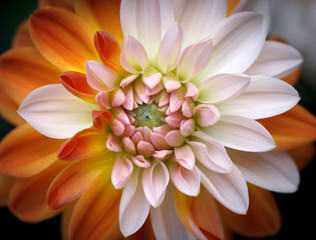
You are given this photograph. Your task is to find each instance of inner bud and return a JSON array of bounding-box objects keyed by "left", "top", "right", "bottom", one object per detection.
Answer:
[{"left": 134, "top": 103, "right": 164, "bottom": 129}]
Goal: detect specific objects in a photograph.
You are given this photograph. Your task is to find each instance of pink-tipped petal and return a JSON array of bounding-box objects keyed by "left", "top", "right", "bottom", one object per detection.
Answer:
[
  {"left": 169, "top": 162, "right": 200, "bottom": 196},
  {"left": 96, "top": 91, "right": 111, "bottom": 110},
  {"left": 151, "top": 132, "right": 170, "bottom": 150},
  {"left": 169, "top": 86, "right": 186, "bottom": 112},
  {"left": 120, "top": 36, "right": 148, "bottom": 74},
  {"left": 180, "top": 119, "right": 195, "bottom": 137},
  {"left": 165, "top": 130, "right": 186, "bottom": 147},
  {"left": 112, "top": 119, "right": 125, "bottom": 136},
  {"left": 111, "top": 154, "right": 133, "bottom": 189},
  {"left": 153, "top": 150, "right": 173, "bottom": 160},
  {"left": 185, "top": 82, "right": 199, "bottom": 101},
  {"left": 122, "top": 86, "right": 135, "bottom": 111},
  {"left": 111, "top": 89, "right": 126, "bottom": 107},
  {"left": 132, "top": 155, "right": 151, "bottom": 168},
  {"left": 174, "top": 144, "right": 195, "bottom": 170},
  {"left": 142, "top": 161, "right": 169, "bottom": 207},
  {"left": 106, "top": 134, "right": 122, "bottom": 152},
  {"left": 143, "top": 70, "right": 162, "bottom": 89},
  {"left": 122, "top": 137, "right": 137, "bottom": 155},
  {"left": 120, "top": 74, "right": 139, "bottom": 88},
  {"left": 85, "top": 60, "right": 121, "bottom": 92},
  {"left": 177, "top": 40, "right": 213, "bottom": 82},
  {"left": 181, "top": 99, "right": 195, "bottom": 118},
  {"left": 119, "top": 170, "right": 150, "bottom": 237},
  {"left": 157, "top": 23, "right": 183, "bottom": 73},
  {"left": 137, "top": 141, "right": 155, "bottom": 158},
  {"left": 163, "top": 79, "right": 181, "bottom": 92},
  {"left": 194, "top": 104, "right": 220, "bottom": 127}
]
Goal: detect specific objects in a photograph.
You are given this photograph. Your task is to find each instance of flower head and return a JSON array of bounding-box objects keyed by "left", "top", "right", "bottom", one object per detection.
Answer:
[{"left": 1, "top": 0, "right": 315, "bottom": 239}]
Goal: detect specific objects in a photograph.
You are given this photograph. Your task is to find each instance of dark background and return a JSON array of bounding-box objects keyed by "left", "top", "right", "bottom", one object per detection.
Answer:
[{"left": 0, "top": 1, "right": 315, "bottom": 239}]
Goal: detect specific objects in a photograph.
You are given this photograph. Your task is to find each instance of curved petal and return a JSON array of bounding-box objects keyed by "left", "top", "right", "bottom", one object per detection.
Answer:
[
  {"left": 120, "top": 0, "right": 175, "bottom": 60},
  {"left": 60, "top": 71, "right": 98, "bottom": 103},
  {"left": 75, "top": 0, "right": 123, "bottom": 42},
  {"left": 258, "top": 104, "right": 316, "bottom": 150},
  {"left": 246, "top": 40, "right": 303, "bottom": 78},
  {"left": 142, "top": 161, "right": 169, "bottom": 207},
  {"left": 12, "top": 20, "right": 34, "bottom": 48},
  {"left": 217, "top": 76, "right": 300, "bottom": 119},
  {"left": 169, "top": 162, "right": 200, "bottom": 196},
  {"left": 0, "top": 173, "right": 14, "bottom": 206},
  {"left": 0, "top": 123, "right": 63, "bottom": 177},
  {"left": 150, "top": 186, "right": 197, "bottom": 240},
  {"left": 199, "top": 163, "right": 249, "bottom": 214},
  {"left": 8, "top": 160, "right": 68, "bottom": 223},
  {"left": 289, "top": 143, "right": 315, "bottom": 171},
  {"left": 18, "top": 84, "right": 99, "bottom": 139},
  {"left": 57, "top": 128, "right": 107, "bottom": 161},
  {"left": 201, "top": 115, "right": 276, "bottom": 152},
  {"left": 39, "top": 0, "right": 75, "bottom": 12},
  {"left": 188, "top": 131, "right": 232, "bottom": 173},
  {"left": 195, "top": 12, "right": 266, "bottom": 84},
  {"left": 198, "top": 74, "right": 250, "bottom": 103},
  {"left": 170, "top": 0, "right": 227, "bottom": 48},
  {"left": 47, "top": 155, "right": 109, "bottom": 209},
  {"left": 29, "top": 7, "right": 98, "bottom": 72},
  {"left": 69, "top": 172, "right": 122, "bottom": 240},
  {"left": 174, "top": 144, "right": 195, "bottom": 170},
  {"left": 174, "top": 187, "right": 225, "bottom": 240},
  {"left": 0, "top": 47, "right": 62, "bottom": 106},
  {"left": 119, "top": 170, "right": 150, "bottom": 237},
  {"left": 111, "top": 154, "right": 134, "bottom": 189},
  {"left": 218, "top": 184, "right": 281, "bottom": 238},
  {"left": 0, "top": 91, "right": 24, "bottom": 126},
  {"left": 229, "top": 149, "right": 300, "bottom": 193}
]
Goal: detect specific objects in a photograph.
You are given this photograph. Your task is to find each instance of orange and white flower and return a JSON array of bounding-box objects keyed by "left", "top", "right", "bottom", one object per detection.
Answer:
[{"left": 0, "top": 0, "right": 315, "bottom": 239}]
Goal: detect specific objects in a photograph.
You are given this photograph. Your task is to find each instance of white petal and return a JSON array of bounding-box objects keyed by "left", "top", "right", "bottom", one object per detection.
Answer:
[
  {"left": 18, "top": 84, "right": 98, "bottom": 139},
  {"left": 120, "top": 0, "right": 175, "bottom": 60},
  {"left": 177, "top": 40, "right": 213, "bottom": 82},
  {"left": 217, "top": 76, "right": 300, "bottom": 119},
  {"left": 157, "top": 23, "right": 183, "bottom": 73},
  {"left": 246, "top": 40, "right": 303, "bottom": 78},
  {"left": 142, "top": 161, "right": 169, "bottom": 207},
  {"left": 170, "top": 0, "right": 227, "bottom": 48},
  {"left": 111, "top": 154, "right": 134, "bottom": 189},
  {"left": 150, "top": 186, "right": 197, "bottom": 240},
  {"left": 119, "top": 170, "right": 150, "bottom": 237},
  {"left": 195, "top": 12, "right": 266, "bottom": 85},
  {"left": 228, "top": 149, "right": 300, "bottom": 193},
  {"left": 199, "top": 163, "right": 249, "bottom": 214},
  {"left": 85, "top": 60, "right": 121, "bottom": 92},
  {"left": 169, "top": 162, "right": 200, "bottom": 196},
  {"left": 188, "top": 131, "right": 232, "bottom": 173},
  {"left": 120, "top": 36, "right": 149, "bottom": 74},
  {"left": 201, "top": 115, "right": 275, "bottom": 152},
  {"left": 198, "top": 74, "right": 250, "bottom": 103}
]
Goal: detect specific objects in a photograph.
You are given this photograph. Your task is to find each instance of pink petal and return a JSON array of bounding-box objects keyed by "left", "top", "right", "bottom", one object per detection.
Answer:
[
  {"left": 96, "top": 91, "right": 111, "bottom": 110},
  {"left": 185, "top": 82, "right": 199, "bottom": 101},
  {"left": 106, "top": 134, "right": 122, "bottom": 152},
  {"left": 122, "top": 137, "right": 137, "bottom": 155},
  {"left": 112, "top": 119, "right": 125, "bottom": 136},
  {"left": 153, "top": 150, "right": 173, "bottom": 160},
  {"left": 137, "top": 141, "right": 155, "bottom": 158},
  {"left": 132, "top": 155, "right": 151, "bottom": 168},
  {"left": 142, "top": 161, "right": 169, "bottom": 207},
  {"left": 181, "top": 99, "right": 195, "bottom": 118},
  {"left": 163, "top": 78, "right": 181, "bottom": 92},
  {"left": 165, "top": 130, "right": 186, "bottom": 147},
  {"left": 151, "top": 132, "right": 170, "bottom": 150},
  {"left": 120, "top": 74, "right": 139, "bottom": 88},
  {"left": 194, "top": 104, "right": 220, "bottom": 127},
  {"left": 169, "top": 162, "right": 200, "bottom": 196},
  {"left": 85, "top": 60, "right": 121, "bottom": 92},
  {"left": 180, "top": 118, "right": 195, "bottom": 137},
  {"left": 111, "top": 154, "right": 133, "bottom": 189},
  {"left": 143, "top": 70, "right": 162, "bottom": 89},
  {"left": 119, "top": 170, "right": 150, "bottom": 237},
  {"left": 111, "top": 88, "right": 126, "bottom": 107},
  {"left": 169, "top": 86, "right": 186, "bottom": 112},
  {"left": 174, "top": 144, "right": 195, "bottom": 170}
]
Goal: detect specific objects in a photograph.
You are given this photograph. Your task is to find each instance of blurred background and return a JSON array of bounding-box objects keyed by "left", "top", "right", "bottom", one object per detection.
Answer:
[{"left": 0, "top": 0, "right": 315, "bottom": 239}]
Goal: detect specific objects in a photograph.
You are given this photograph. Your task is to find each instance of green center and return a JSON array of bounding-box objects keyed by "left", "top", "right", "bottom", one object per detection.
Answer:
[{"left": 134, "top": 103, "right": 164, "bottom": 129}]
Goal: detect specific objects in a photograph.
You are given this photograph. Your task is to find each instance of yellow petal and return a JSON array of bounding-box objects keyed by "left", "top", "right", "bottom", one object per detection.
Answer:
[
  {"left": 0, "top": 47, "right": 62, "bottom": 106},
  {"left": 29, "top": 7, "right": 99, "bottom": 72},
  {"left": 75, "top": 0, "right": 123, "bottom": 42},
  {"left": 69, "top": 170, "right": 123, "bottom": 240},
  {"left": 0, "top": 123, "right": 64, "bottom": 177},
  {"left": 258, "top": 104, "right": 316, "bottom": 150},
  {"left": 8, "top": 160, "right": 69, "bottom": 222},
  {"left": 219, "top": 184, "right": 281, "bottom": 238}
]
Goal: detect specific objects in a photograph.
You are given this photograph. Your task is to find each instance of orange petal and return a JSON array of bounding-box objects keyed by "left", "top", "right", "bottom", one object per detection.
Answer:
[
  {"left": 75, "top": 0, "right": 123, "bottom": 42},
  {"left": 0, "top": 173, "right": 14, "bottom": 207},
  {"left": 39, "top": 0, "right": 75, "bottom": 12},
  {"left": 175, "top": 187, "right": 225, "bottom": 240},
  {"left": 47, "top": 154, "right": 109, "bottom": 209},
  {"left": 57, "top": 128, "right": 107, "bottom": 161},
  {"left": 61, "top": 205, "right": 74, "bottom": 240},
  {"left": 0, "top": 91, "right": 24, "bottom": 126},
  {"left": 227, "top": 0, "right": 240, "bottom": 16},
  {"left": 92, "top": 110, "right": 111, "bottom": 131},
  {"left": 29, "top": 7, "right": 99, "bottom": 72},
  {"left": 288, "top": 143, "right": 315, "bottom": 170},
  {"left": 94, "top": 31, "right": 125, "bottom": 74},
  {"left": 60, "top": 71, "right": 98, "bottom": 103},
  {"left": 269, "top": 36, "right": 301, "bottom": 86},
  {"left": 258, "top": 104, "right": 316, "bottom": 150},
  {"left": 69, "top": 171, "right": 122, "bottom": 240},
  {"left": 0, "top": 123, "right": 64, "bottom": 177},
  {"left": 218, "top": 184, "right": 281, "bottom": 238},
  {"left": 12, "top": 20, "right": 34, "bottom": 48},
  {"left": 8, "top": 160, "right": 69, "bottom": 222},
  {"left": 126, "top": 218, "right": 155, "bottom": 240},
  {"left": 0, "top": 47, "right": 62, "bottom": 106}
]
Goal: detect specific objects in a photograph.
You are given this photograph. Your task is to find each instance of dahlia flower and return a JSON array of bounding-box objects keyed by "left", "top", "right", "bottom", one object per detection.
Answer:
[{"left": 0, "top": 0, "right": 315, "bottom": 239}]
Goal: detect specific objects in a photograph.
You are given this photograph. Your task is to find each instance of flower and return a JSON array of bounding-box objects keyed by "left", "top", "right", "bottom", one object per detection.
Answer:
[{"left": 0, "top": 0, "right": 315, "bottom": 239}]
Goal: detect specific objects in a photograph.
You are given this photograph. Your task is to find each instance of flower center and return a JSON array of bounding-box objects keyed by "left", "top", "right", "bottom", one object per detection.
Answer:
[{"left": 134, "top": 102, "right": 164, "bottom": 129}]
